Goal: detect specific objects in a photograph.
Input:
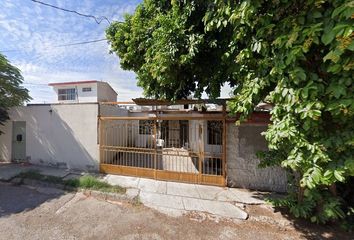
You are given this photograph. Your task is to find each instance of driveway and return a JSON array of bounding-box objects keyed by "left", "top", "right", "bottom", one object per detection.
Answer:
[{"left": 0, "top": 183, "right": 351, "bottom": 240}]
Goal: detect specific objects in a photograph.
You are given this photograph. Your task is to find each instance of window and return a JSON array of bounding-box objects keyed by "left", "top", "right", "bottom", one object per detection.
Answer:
[
  {"left": 207, "top": 121, "right": 223, "bottom": 145},
  {"left": 139, "top": 120, "right": 154, "bottom": 135},
  {"left": 82, "top": 87, "right": 91, "bottom": 92},
  {"left": 58, "top": 88, "right": 76, "bottom": 101}
]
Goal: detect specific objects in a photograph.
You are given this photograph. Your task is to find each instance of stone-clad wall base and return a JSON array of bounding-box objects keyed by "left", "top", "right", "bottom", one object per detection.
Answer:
[{"left": 226, "top": 124, "right": 287, "bottom": 193}]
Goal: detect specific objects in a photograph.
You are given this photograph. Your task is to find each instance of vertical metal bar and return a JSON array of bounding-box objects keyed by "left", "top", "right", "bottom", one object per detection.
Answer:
[
  {"left": 222, "top": 105, "right": 227, "bottom": 186},
  {"left": 153, "top": 119, "right": 157, "bottom": 178},
  {"left": 99, "top": 117, "right": 103, "bottom": 167},
  {"left": 198, "top": 122, "right": 203, "bottom": 183}
]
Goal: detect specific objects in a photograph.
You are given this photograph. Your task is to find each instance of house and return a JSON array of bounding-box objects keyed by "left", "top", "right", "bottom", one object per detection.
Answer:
[
  {"left": 0, "top": 80, "right": 119, "bottom": 172},
  {"left": 49, "top": 80, "right": 117, "bottom": 103},
  {"left": 99, "top": 98, "right": 287, "bottom": 192},
  {"left": 0, "top": 81, "right": 287, "bottom": 192}
]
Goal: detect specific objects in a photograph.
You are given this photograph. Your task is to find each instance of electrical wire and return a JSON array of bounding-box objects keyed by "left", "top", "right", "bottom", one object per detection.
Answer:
[
  {"left": 0, "top": 38, "right": 108, "bottom": 53},
  {"left": 30, "top": 0, "right": 111, "bottom": 24}
]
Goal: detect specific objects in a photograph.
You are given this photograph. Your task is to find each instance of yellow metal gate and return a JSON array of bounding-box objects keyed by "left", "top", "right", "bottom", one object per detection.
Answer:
[{"left": 99, "top": 116, "right": 226, "bottom": 186}]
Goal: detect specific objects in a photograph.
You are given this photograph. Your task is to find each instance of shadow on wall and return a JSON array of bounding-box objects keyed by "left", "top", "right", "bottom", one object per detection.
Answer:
[
  {"left": 0, "top": 121, "right": 12, "bottom": 162},
  {"left": 13, "top": 105, "right": 97, "bottom": 171}
]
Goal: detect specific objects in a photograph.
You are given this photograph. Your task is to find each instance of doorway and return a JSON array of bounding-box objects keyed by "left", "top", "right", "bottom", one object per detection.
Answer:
[{"left": 12, "top": 121, "right": 26, "bottom": 161}]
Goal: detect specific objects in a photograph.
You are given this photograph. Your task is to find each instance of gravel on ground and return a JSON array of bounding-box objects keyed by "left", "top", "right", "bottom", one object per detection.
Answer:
[{"left": 0, "top": 182, "right": 351, "bottom": 240}]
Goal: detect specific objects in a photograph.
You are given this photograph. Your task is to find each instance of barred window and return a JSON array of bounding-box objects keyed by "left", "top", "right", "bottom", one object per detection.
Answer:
[
  {"left": 139, "top": 120, "right": 154, "bottom": 135},
  {"left": 207, "top": 121, "right": 222, "bottom": 145},
  {"left": 58, "top": 88, "right": 76, "bottom": 101},
  {"left": 82, "top": 87, "right": 91, "bottom": 92}
]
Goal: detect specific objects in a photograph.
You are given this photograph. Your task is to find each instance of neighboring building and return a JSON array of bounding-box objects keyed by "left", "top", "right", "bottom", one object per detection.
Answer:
[
  {"left": 0, "top": 81, "right": 120, "bottom": 171},
  {"left": 49, "top": 80, "right": 117, "bottom": 103},
  {"left": 0, "top": 84, "right": 287, "bottom": 192}
]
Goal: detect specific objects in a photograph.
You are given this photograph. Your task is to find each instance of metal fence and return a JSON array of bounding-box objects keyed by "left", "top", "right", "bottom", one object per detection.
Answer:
[{"left": 99, "top": 115, "right": 226, "bottom": 186}]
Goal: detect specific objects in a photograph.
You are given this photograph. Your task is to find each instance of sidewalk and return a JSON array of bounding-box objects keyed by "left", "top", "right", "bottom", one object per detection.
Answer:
[
  {"left": 104, "top": 175, "right": 267, "bottom": 220},
  {"left": 0, "top": 163, "right": 269, "bottom": 221},
  {"left": 0, "top": 162, "right": 73, "bottom": 181}
]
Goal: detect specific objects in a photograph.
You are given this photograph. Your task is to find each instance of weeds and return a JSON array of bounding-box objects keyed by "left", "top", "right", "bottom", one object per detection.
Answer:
[
  {"left": 16, "top": 171, "right": 125, "bottom": 194},
  {"left": 65, "top": 175, "right": 125, "bottom": 193}
]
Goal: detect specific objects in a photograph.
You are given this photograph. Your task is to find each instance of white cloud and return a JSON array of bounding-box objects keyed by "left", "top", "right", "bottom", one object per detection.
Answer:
[
  {"left": 1, "top": 0, "right": 142, "bottom": 103},
  {"left": 2, "top": 0, "right": 233, "bottom": 104}
]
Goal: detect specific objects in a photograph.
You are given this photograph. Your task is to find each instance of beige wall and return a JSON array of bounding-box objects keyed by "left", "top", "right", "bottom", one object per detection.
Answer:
[
  {"left": 97, "top": 82, "right": 117, "bottom": 102},
  {"left": 0, "top": 104, "right": 99, "bottom": 171},
  {"left": 0, "top": 121, "right": 12, "bottom": 162}
]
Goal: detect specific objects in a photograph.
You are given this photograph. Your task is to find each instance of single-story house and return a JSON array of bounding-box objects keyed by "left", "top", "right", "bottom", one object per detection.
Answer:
[{"left": 0, "top": 80, "right": 287, "bottom": 192}]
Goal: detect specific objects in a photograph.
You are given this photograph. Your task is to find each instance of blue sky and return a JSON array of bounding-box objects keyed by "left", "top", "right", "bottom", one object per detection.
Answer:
[{"left": 0, "top": 0, "right": 232, "bottom": 103}]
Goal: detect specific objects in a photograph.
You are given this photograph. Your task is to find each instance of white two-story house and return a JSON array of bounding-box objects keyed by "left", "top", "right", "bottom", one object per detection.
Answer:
[
  {"left": 49, "top": 80, "right": 117, "bottom": 103},
  {"left": 0, "top": 80, "right": 122, "bottom": 171}
]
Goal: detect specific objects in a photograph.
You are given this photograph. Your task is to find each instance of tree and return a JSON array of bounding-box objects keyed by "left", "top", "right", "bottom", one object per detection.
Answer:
[
  {"left": 0, "top": 53, "right": 31, "bottom": 132},
  {"left": 106, "top": 0, "right": 235, "bottom": 99},
  {"left": 107, "top": 0, "right": 354, "bottom": 225}
]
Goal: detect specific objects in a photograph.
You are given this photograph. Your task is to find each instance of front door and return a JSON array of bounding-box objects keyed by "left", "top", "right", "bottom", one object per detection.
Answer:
[{"left": 12, "top": 121, "right": 26, "bottom": 161}]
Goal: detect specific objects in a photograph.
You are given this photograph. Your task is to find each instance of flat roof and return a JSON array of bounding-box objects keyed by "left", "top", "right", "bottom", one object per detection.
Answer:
[
  {"left": 48, "top": 80, "right": 98, "bottom": 86},
  {"left": 132, "top": 98, "right": 231, "bottom": 106},
  {"left": 48, "top": 80, "right": 118, "bottom": 96}
]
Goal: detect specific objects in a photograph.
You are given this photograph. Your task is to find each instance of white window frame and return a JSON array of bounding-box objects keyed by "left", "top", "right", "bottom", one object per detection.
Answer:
[
  {"left": 58, "top": 88, "right": 76, "bottom": 101},
  {"left": 82, "top": 87, "right": 92, "bottom": 92}
]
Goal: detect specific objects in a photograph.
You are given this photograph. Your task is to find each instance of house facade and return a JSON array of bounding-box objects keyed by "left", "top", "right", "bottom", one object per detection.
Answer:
[
  {"left": 99, "top": 99, "right": 287, "bottom": 192},
  {"left": 0, "top": 81, "right": 287, "bottom": 192},
  {"left": 49, "top": 80, "right": 117, "bottom": 103}
]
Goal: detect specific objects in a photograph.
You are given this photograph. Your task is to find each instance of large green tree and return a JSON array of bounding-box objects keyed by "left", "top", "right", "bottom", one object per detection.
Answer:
[
  {"left": 0, "top": 53, "right": 31, "bottom": 131},
  {"left": 107, "top": 0, "right": 354, "bottom": 225}
]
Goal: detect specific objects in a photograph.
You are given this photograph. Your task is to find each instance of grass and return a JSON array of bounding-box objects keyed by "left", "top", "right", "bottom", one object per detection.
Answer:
[
  {"left": 65, "top": 175, "right": 125, "bottom": 193},
  {"left": 16, "top": 171, "right": 125, "bottom": 194}
]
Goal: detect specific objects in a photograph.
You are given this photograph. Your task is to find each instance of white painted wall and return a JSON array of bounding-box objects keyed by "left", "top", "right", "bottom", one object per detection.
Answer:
[
  {"left": 52, "top": 82, "right": 117, "bottom": 103},
  {"left": 0, "top": 104, "right": 99, "bottom": 171},
  {"left": 52, "top": 83, "right": 98, "bottom": 103}
]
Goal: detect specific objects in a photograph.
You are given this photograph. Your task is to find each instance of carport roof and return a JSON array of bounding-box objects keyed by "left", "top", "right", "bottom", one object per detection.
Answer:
[{"left": 132, "top": 98, "right": 230, "bottom": 106}]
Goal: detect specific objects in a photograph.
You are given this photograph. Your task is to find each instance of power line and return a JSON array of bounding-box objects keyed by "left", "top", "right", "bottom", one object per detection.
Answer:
[
  {"left": 0, "top": 38, "right": 108, "bottom": 53},
  {"left": 22, "top": 82, "right": 49, "bottom": 86},
  {"left": 30, "top": 0, "right": 112, "bottom": 24},
  {"left": 54, "top": 38, "right": 107, "bottom": 47}
]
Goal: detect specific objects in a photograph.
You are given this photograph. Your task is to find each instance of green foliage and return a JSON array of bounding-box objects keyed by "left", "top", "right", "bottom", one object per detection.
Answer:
[
  {"left": 64, "top": 175, "right": 125, "bottom": 193},
  {"left": 0, "top": 53, "right": 31, "bottom": 132},
  {"left": 107, "top": 0, "right": 354, "bottom": 225},
  {"left": 106, "top": 0, "right": 235, "bottom": 99},
  {"left": 17, "top": 171, "right": 126, "bottom": 193}
]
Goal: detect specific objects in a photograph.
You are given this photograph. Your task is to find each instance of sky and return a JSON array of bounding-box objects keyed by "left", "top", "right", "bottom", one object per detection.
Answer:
[{"left": 0, "top": 0, "right": 232, "bottom": 103}]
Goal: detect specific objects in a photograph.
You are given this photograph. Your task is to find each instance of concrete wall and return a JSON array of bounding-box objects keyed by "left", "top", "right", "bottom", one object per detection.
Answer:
[
  {"left": 52, "top": 83, "right": 98, "bottom": 103},
  {"left": 0, "top": 104, "right": 99, "bottom": 171},
  {"left": 97, "top": 82, "right": 117, "bottom": 102},
  {"left": 226, "top": 123, "right": 287, "bottom": 192},
  {"left": 0, "top": 104, "right": 287, "bottom": 191},
  {"left": 51, "top": 82, "right": 117, "bottom": 103},
  {"left": 99, "top": 104, "right": 129, "bottom": 117}
]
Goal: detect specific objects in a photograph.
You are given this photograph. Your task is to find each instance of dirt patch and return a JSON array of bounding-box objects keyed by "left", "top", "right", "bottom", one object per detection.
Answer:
[{"left": 246, "top": 204, "right": 353, "bottom": 240}]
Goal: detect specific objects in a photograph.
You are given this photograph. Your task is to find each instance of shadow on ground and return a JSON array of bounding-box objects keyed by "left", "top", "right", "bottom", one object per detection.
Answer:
[{"left": 0, "top": 183, "right": 63, "bottom": 218}]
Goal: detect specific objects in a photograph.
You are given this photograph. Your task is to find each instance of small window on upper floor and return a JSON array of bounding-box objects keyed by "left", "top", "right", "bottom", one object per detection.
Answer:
[
  {"left": 58, "top": 88, "right": 76, "bottom": 101},
  {"left": 82, "top": 87, "right": 92, "bottom": 92}
]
